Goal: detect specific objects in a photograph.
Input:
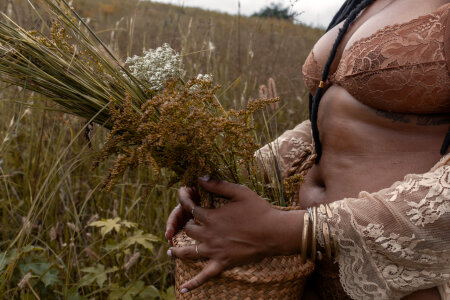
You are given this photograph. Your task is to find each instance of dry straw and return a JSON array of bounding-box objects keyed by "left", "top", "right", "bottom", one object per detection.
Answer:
[
  {"left": 259, "top": 78, "right": 279, "bottom": 110},
  {"left": 0, "top": 0, "right": 148, "bottom": 128}
]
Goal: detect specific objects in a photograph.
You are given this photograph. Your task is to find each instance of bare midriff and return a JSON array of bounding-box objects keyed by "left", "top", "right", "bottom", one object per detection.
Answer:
[
  {"left": 299, "top": 85, "right": 448, "bottom": 300},
  {"left": 300, "top": 86, "right": 449, "bottom": 206}
]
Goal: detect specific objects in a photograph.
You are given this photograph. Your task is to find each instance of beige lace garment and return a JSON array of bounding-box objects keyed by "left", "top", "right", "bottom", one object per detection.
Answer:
[
  {"left": 316, "top": 153, "right": 450, "bottom": 300},
  {"left": 258, "top": 120, "right": 450, "bottom": 300},
  {"left": 257, "top": 3, "right": 450, "bottom": 299}
]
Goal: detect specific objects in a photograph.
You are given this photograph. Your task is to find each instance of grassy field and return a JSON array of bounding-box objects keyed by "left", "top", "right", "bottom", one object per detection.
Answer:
[{"left": 0, "top": 0, "right": 322, "bottom": 298}]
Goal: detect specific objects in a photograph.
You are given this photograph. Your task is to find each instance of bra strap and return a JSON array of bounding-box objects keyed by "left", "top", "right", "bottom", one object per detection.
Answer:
[{"left": 441, "top": 127, "right": 450, "bottom": 155}]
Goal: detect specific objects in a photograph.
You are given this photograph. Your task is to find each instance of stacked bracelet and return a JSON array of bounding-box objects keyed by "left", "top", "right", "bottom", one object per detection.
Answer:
[
  {"left": 301, "top": 204, "right": 339, "bottom": 263},
  {"left": 301, "top": 212, "right": 310, "bottom": 264}
]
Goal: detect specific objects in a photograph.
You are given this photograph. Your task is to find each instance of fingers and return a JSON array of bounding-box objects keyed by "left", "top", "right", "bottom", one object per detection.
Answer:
[
  {"left": 169, "top": 244, "right": 208, "bottom": 260},
  {"left": 184, "top": 219, "right": 208, "bottom": 241},
  {"left": 178, "top": 187, "right": 211, "bottom": 224},
  {"left": 198, "top": 177, "right": 249, "bottom": 199},
  {"left": 165, "top": 204, "right": 183, "bottom": 241},
  {"left": 178, "top": 187, "right": 196, "bottom": 212},
  {"left": 180, "top": 260, "right": 223, "bottom": 293}
]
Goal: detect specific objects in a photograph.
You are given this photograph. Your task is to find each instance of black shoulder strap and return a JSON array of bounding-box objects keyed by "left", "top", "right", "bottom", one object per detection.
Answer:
[{"left": 441, "top": 128, "right": 450, "bottom": 155}]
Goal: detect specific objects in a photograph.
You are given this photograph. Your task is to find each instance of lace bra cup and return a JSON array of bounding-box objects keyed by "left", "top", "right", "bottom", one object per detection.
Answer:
[{"left": 302, "top": 3, "right": 450, "bottom": 114}]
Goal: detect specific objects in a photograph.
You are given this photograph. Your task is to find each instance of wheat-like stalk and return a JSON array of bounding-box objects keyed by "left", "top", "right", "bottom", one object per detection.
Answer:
[{"left": 0, "top": 0, "right": 149, "bottom": 128}]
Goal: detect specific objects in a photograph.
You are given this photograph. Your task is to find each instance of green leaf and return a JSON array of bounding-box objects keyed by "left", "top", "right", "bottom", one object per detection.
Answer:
[
  {"left": 0, "top": 251, "right": 12, "bottom": 272},
  {"left": 120, "top": 220, "right": 138, "bottom": 229},
  {"left": 160, "top": 286, "right": 176, "bottom": 300},
  {"left": 104, "top": 239, "right": 119, "bottom": 252},
  {"left": 108, "top": 281, "right": 145, "bottom": 300},
  {"left": 40, "top": 267, "right": 60, "bottom": 287},
  {"left": 111, "top": 230, "right": 159, "bottom": 252},
  {"left": 22, "top": 246, "right": 45, "bottom": 254},
  {"left": 79, "top": 264, "right": 118, "bottom": 288},
  {"left": 89, "top": 218, "right": 122, "bottom": 237},
  {"left": 19, "top": 257, "right": 60, "bottom": 287},
  {"left": 67, "top": 291, "right": 88, "bottom": 300},
  {"left": 137, "top": 285, "right": 160, "bottom": 299},
  {"left": 20, "top": 292, "right": 34, "bottom": 300},
  {"left": 1, "top": 246, "right": 45, "bottom": 272}
]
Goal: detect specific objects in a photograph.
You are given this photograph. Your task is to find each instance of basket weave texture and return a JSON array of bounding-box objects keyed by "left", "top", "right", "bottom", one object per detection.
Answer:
[{"left": 173, "top": 206, "right": 315, "bottom": 300}]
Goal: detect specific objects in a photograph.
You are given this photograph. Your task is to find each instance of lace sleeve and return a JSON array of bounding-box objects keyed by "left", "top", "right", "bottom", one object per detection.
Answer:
[
  {"left": 256, "top": 120, "right": 314, "bottom": 179},
  {"left": 316, "top": 154, "right": 450, "bottom": 300}
]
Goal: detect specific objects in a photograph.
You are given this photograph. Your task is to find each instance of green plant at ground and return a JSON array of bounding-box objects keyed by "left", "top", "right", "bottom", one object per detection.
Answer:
[
  {"left": 0, "top": 92, "right": 177, "bottom": 298},
  {"left": 0, "top": 216, "right": 175, "bottom": 299}
]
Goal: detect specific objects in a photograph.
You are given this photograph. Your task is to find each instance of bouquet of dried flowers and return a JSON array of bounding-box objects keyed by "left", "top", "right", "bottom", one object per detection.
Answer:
[
  {"left": 0, "top": 0, "right": 289, "bottom": 205},
  {"left": 92, "top": 77, "right": 279, "bottom": 192}
]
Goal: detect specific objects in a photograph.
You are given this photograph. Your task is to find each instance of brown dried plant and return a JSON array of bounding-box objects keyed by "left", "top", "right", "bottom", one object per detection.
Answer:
[
  {"left": 93, "top": 78, "right": 279, "bottom": 191},
  {"left": 259, "top": 78, "right": 279, "bottom": 110}
]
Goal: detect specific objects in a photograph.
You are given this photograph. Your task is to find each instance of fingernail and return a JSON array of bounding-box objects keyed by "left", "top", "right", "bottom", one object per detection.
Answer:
[
  {"left": 181, "top": 288, "right": 189, "bottom": 294},
  {"left": 167, "top": 249, "right": 172, "bottom": 257},
  {"left": 199, "top": 175, "right": 210, "bottom": 182}
]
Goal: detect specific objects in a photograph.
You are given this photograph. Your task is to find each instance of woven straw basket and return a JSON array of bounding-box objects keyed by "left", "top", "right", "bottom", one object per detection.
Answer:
[{"left": 172, "top": 206, "right": 315, "bottom": 300}]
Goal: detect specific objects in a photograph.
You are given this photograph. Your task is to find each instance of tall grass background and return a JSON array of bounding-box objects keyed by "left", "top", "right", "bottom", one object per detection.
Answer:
[{"left": 0, "top": 0, "right": 322, "bottom": 298}]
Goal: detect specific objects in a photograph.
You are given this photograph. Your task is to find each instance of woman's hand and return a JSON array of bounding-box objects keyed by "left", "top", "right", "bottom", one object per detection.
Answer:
[
  {"left": 167, "top": 176, "right": 303, "bottom": 293},
  {"left": 165, "top": 187, "right": 198, "bottom": 246}
]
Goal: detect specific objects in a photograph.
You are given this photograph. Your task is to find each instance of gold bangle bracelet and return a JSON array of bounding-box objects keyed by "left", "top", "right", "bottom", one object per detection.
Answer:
[
  {"left": 311, "top": 207, "right": 317, "bottom": 262},
  {"left": 325, "top": 204, "right": 339, "bottom": 257},
  {"left": 322, "top": 221, "right": 332, "bottom": 259},
  {"left": 301, "top": 212, "right": 310, "bottom": 264}
]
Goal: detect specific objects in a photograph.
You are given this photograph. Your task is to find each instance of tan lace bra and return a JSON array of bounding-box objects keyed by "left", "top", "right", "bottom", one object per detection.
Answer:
[{"left": 302, "top": 3, "right": 450, "bottom": 114}]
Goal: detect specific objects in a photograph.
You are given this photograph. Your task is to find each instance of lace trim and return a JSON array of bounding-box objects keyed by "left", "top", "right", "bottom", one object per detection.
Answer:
[
  {"left": 338, "top": 3, "right": 450, "bottom": 66},
  {"left": 438, "top": 281, "right": 450, "bottom": 300},
  {"left": 335, "top": 61, "right": 447, "bottom": 80},
  {"left": 302, "top": 51, "right": 322, "bottom": 94},
  {"left": 388, "top": 165, "right": 450, "bottom": 226},
  {"left": 315, "top": 154, "right": 450, "bottom": 299},
  {"left": 256, "top": 121, "right": 313, "bottom": 179}
]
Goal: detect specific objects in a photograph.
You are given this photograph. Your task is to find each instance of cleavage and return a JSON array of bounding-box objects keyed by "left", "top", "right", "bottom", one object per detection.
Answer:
[
  {"left": 313, "top": 0, "right": 449, "bottom": 77},
  {"left": 314, "top": 0, "right": 395, "bottom": 77}
]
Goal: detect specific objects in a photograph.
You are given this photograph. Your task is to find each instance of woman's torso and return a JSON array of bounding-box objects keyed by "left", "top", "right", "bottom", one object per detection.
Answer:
[{"left": 298, "top": 0, "right": 450, "bottom": 298}]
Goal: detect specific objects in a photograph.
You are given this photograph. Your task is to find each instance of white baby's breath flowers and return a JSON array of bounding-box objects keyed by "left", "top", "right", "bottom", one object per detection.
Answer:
[
  {"left": 125, "top": 43, "right": 184, "bottom": 92},
  {"left": 190, "top": 74, "right": 214, "bottom": 92},
  {"left": 196, "top": 73, "right": 213, "bottom": 82}
]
